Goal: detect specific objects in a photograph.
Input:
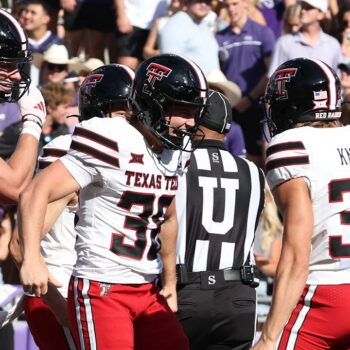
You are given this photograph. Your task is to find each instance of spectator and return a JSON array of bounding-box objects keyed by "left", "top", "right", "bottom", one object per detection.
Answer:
[
  {"left": 205, "top": 68, "right": 246, "bottom": 157},
  {"left": 247, "top": 0, "right": 266, "bottom": 26},
  {"left": 338, "top": 62, "right": 350, "bottom": 125},
  {"left": 19, "top": 0, "right": 64, "bottom": 53},
  {"left": 216, "top": 0, "right": 275, "bottom": 167},
  {"left": 62, "top": 0, "right": 116, "bottom": 62},
  {"left": 254, "top": 185, "right": 282, "bottom": 279},
  {"left": 253, "top": 182, "right": 283, "bottom": 332},
  {"left": 268, "top": 0, "right": 342, "bottom": 75},
  {"left": 176, "top": 89, "right": 264, "bottom": 349},
  {"left": 282, "top": 3, "right": 301, "bottom": 34},
  {"left": 252, "top": 57, "right": 350, "bottom": 350},
  {"left": 18, "top": 0, "right": 65, "bottom": 86},
  {"left": 18, "top": 54, "right": 208, "bottom": 350},
  {"left": 40, "top": 82, "right": 75, "bottom": 146},
  {"left": 143, "top": 0, "right": 185, "bottom": 60},
  {"left": 335, "top": 3, "right": 350, "bottom": 62},
  {"left": 158, "top": 0, "right": 220, "bottom": 75},
  {"left": 39, "top": 44, "right": 70, "bottom": 86},
  {"left": 256, "top": 0, "right": 294, "bottom": 39},
  {"left": 115, "top": 0, "right": 169, "bottom": 70}
]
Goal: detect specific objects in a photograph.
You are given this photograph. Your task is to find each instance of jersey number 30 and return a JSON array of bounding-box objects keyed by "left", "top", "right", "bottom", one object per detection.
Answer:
[{"left": 110, "top": 191, "right": 173, "bottom": 260}]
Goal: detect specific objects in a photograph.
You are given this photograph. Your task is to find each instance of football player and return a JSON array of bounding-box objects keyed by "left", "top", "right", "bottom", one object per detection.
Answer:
[
  {"left": 251, "top": 57, "right": 350, "bottom": 350},
  {"left": 0, "top": 9, "right": 46, "bottom": 203},
  {"left": 18, "top": 54, "right": 208, "bottom": 350},
  {"left": 12, "top": 63, "right": 135, "bottom": 350}
]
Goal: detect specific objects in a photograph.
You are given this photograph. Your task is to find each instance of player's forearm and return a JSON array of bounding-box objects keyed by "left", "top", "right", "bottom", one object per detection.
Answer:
[
  {"left": 260, "top": 251, "right": 309, "bottom": 343},
  {"left": 0, "top": 134, "right": 39, "bottom": 203},
  {"left": 159, "top": 221, "right": 177, "bottom": 287},
  {"left": 18, "top": 185, "right": 46, "bottom": 262},
  {"left": 9, "top": 226, "right": 23, "bottom": 268}
]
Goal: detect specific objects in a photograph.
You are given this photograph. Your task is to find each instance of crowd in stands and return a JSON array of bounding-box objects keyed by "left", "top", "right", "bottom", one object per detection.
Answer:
[{"left": 1, "top": 0, "right": 350, "bottom": 348}]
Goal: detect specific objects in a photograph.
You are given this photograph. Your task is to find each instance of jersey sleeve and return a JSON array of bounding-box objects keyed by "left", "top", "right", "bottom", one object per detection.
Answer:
[
  {"left": 60, "top": 119, "right": 119, "bottom": 188},
  {"left": 265, "top": 131, "right": 312, "bottom": 190},
  {"left": 38, "top": 134, "right": 72, "bottom": 171}
]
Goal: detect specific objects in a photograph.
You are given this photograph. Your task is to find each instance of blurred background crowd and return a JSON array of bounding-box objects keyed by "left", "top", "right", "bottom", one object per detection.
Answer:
[{"left": 1, "top": 0, "right": 350, "bottom": 348}]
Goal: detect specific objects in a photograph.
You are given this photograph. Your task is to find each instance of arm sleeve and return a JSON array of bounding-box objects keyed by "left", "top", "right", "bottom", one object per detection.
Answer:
[{"left": 265, "top": 133, "right": 311, "bottom": 191}]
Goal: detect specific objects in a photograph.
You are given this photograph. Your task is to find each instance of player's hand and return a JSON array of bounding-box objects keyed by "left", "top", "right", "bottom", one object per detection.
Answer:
[
  {"left": 160, "top": 286, "right": 178, "bottom": 312},
  {"left": 19, "top": 255, "right": 61, "bottom": 297},
  {"left": 19, "top": 84, "right": 47, "bottom": 128}
]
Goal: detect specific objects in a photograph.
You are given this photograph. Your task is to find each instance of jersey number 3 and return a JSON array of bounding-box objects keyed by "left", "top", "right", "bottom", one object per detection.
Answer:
[{"left": 329, "top": 179, "right": 350, "bottom": 258}]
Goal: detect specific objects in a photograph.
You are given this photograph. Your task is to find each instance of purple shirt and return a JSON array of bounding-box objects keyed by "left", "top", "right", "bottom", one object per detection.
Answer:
[
  {"left": 224, "top": 121, "right": 246, "bottom": 157},
  {"left": 216, "top": 18, "right": 275, "bottom": 96},
  {"left": 0, "top": 103, "right": 20, "bottom": 132},
  {"left": 259, "top": 0, "right": 285, "bottom": 39},
  {"left": 28, "top": 32, "right": 64, "bottom": 54}
]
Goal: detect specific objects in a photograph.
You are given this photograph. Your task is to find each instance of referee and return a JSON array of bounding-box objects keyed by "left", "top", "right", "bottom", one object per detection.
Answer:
[{"left": 175, "top": 90, "right": 265, "bottom": 350}]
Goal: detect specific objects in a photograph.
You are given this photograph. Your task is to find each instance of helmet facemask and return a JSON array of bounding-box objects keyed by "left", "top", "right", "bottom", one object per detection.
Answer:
[
  {"left": 134, "top": 79, "right": 207, "bottom": 151},
  {"left": 0, "top": 64, "right": 31, "bottom": 103},
  {"left": 0, "top": 20, "right": 32, "bottom": 103}
]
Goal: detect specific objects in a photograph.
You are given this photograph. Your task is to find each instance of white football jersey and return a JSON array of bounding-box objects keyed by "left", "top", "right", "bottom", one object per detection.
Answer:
[
  {"left": 39, "top": 135, "right": 77, "bottom": 298},
  {"left": 60, "top": 117, "right": 190, "bottom": 284},
  {"left": 266, "top": 125, "right": 350, "bottom": 284}
]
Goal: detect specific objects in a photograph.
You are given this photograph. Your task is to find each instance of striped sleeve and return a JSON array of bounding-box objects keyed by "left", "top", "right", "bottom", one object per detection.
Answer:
[
  {"left": 38, "top": 135, "right": 72, "bottom": 170},
  {"left": 60, "top": 120, "right": 120, "bottom": 188},
  {"left": 68, "top": 125, "right": 120, "bottom": 168},
  {"left": 266, "top": 136, "right": 311, "bottom": 190}
]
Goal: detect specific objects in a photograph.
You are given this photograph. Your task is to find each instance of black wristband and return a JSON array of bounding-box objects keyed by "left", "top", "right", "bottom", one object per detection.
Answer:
[{"left": 22, "top": 114, "right": 42, "bottom": 128}]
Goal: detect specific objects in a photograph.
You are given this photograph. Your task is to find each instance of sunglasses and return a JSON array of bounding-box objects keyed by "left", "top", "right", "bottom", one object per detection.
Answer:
[{"left": 47, "top": 63, "right": 68, "bottom": 72}]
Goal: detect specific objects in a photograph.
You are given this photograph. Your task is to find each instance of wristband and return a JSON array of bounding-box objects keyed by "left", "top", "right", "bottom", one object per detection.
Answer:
[{"left": 21, "top": 120, "right": 41, "bottom": 141}]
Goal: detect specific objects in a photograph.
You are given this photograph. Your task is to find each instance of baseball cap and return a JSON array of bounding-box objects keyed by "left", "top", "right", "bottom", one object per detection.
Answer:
[
  {"left": 200, "top": 90, "right": 232, "bottom": 134},
  {"left": 300, "top": 0, "right": 328, "bottom": 13},
  {"left": 206, "top": 69, "right": 241, "bottom": 107}
]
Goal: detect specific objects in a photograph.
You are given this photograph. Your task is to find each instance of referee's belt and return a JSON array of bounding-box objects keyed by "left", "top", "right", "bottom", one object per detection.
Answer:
[{"left": 176, "top": 265, "right": 259, "bottom": 289}]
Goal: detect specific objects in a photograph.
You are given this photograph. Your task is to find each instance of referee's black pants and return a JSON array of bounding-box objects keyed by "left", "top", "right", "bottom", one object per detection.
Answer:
[{"left": 176, "top": 281, "right": 256, "bottom": 350}]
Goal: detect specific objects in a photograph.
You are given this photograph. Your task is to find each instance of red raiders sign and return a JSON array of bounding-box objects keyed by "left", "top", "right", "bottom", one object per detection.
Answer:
[
  {"left": 274, "top": 68, "right": 298, "bottom": 100},
  {"left": 143, "top": 63, "right": 172, "bottom": 94}
]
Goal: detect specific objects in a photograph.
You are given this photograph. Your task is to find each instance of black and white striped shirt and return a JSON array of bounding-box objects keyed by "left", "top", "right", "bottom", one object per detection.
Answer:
[{"left": 176, "top": 140, "right": 265, "bottom": 272}]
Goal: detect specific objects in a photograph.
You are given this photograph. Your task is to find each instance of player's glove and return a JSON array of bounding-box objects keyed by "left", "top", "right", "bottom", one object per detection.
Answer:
[{"left": 19, "top": 85, "right": 47, "bottom": 140}]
